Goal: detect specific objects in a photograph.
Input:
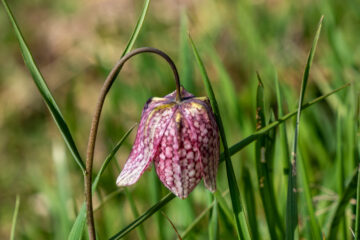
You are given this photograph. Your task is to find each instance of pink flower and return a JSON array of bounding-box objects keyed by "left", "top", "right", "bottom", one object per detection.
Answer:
[{"left": 116, "top": 87, "right": 219, "bottom": 199}]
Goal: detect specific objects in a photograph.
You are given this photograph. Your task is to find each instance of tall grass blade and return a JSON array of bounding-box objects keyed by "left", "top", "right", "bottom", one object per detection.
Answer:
[
  {"left": 68, "top": 126, "right": 134, "bottom": 240},
  {"left": 189, "top": 35, "right": 252, "bottom": 240},
  {"left": 336, "top": 113, "right": 347, "bottom": 239},
  {"left": 92, "top": 124, "right": 136, "bottom": 191},
  {"left": 109, "top": 193, "right": 176, "bottom": 240},
  {"left": 355, "top": 164, "right": 360, "bottom": 239},
  {"left": 179, "top": 10, "right": 195, "bottom": 93},
  {"left": 150, "top": 168, "right": 166, "bottom": 240},
  {"left": 242, "top": 168, "right": 259, "bottom": 240},
  {"left": 209, "top": 198, "right": 219, "bottom": 240},
  {"left": 214, "top": 189, "right": 235, "bottom": 226},
  {"left": 255, "top": 74, "right": 283, "bottom": 239},
  {"left": 298, "top": 152, "right": 322, "bottom": 239},
  {"left": 161, "top": 212, "right": 183, "bottom": 240},
  {"left": 209, "top": 48, "right": 242, "bottom": 125},
  {"left": 274, "top": 72, "right": 290, "bottom": 174},
  {"left": 67, "top": 1, "right": 149, "bottom": 237},
  {"left": 182, "top": 199, "right": 217, "bottom": 239},
  {"left": 354, "top": 94, "right": 360, "bottom": 239},
  {"left": 181, "top": 190, "right": 229, "bottom": 239},
  {"left": 10, "top": 195, "right": 20, "bottom": 240},
  {"left": 328, "top": 169, "right": 358, "bottom": 239},
  {"left": 68, "top": 204, "right": 87, "bottom": 240},
  {"left": 1, "top": 0, "right": 85, "bottom": 172},
  {"left": 109, "top": 84, "right": 348, "bottom": 239},
  {"left": 285, "top": 16, "right": 323, "bottom": 240},
  {"left": 53, "top": 143, "right": 72, "bottom": 238},
  {"left": 124, "top": 189, "right": 146, "bottom": 240},
  {"left": 226, "top": 83, "right": 349, "bottom": 161},
  {"left": 121, "top": 0, "right": 150, "bottom": 57}
]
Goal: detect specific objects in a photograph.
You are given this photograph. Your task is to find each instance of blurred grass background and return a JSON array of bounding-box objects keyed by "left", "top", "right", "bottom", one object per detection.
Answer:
[{"left": 0, "top": 0, "right": 359, "bottom": 239}]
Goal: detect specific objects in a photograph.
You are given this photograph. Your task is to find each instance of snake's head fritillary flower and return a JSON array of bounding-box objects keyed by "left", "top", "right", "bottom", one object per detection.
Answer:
[{"left": 116, "top": 87, "right": 219, "bottom": 199}]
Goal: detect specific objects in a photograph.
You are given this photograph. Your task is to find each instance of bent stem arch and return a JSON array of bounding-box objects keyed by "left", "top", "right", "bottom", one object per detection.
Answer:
[{"left": 85, "top": 47, "right": 181, "bottom": 240}]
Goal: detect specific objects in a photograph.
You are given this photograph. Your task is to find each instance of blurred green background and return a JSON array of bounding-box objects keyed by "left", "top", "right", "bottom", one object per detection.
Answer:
[{"left": 0, "top": 0, "right": 359, "bottom": 239}]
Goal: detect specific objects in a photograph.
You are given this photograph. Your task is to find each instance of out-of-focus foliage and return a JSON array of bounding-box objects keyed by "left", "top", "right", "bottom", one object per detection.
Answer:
[{"left": 0, "top": 0, "right": 359, "bottom": 239}]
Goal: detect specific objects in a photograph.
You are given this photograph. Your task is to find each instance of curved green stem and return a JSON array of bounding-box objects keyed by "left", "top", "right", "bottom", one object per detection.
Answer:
[{"left": 85, "top": 47, "right": 181, "bottom": 240}]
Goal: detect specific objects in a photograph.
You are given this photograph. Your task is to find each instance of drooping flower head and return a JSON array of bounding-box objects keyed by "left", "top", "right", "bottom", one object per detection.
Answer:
[{"left": 116, "top": 87, "right": 219, "bottom": 199}]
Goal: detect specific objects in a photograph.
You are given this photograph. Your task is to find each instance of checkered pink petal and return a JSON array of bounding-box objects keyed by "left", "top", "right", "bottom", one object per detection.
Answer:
[
  {"left": 154, "top": 109, "right": 203, "bottom": 198},
  {"left": 116, "top": 97, "right": 176, "bottom": 186},
  {"left": 181, "top": 99, "right": 219, "bottom": 192},
  {"left": 116, "top": 88, "right": 220, "bottom": 199}
]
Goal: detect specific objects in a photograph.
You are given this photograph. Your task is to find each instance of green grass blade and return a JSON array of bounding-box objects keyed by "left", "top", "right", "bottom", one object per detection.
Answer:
[
  {"left": 121, "top": 0, "right": 150, "bottom": 57},
  {"left": 182, "top": 199, "right": 217, "bottom": 239},
  {"left": 255, "top": 74, "right": 283, "bottom": 239},
  {"left": 355, "top": 164, "right": 360, "bottom": 239},
  {"left": 275, "top": 72, "right": 290, "bottom": 174},
  {"left": 68, "top": 126, "right": 134, "bottom": 240},
  {"left": 214, "top": 189, "right": 235, "bottom": 226},
  {"left": 150, "top": 168, "right": 166, "bottom": 240},
  {"left": 189, "top": 35, "right": 252, "bottom": 240},
  {"left": 68, "top": 204, "right": 87, "bottom": 240},
  {"left": 181, "top": 190, "right": 230, "bottom": 239},
  {"left": 1, "top": 0, "right": 85, "bottom": 172},
  {"left": 298, "top": 152, "right": 322, "bottom": 239},
  {"left": 67, "top": 0, "right": 149, "bottom": 235},
  {"left": 328, "top": 169, "right": 358, "bottom": 239},
  {"left": 354, "top": 92, "right": 360, "bottom": 239},
  {"left": 124, "top": 189, "right": 147, "bottom": 240},
  {"left": 242, "top": 168, "right": 260, "bottom": 240},
  {"left": 53, "top": 143, "right": 72, "bottom": 238},
  {"left": 336, "top": 113, "right": 347, "bottom": 240},
  {"left": 209, "top": 198, "right": 219, "bottom": 240},
  {"left": 108, "top": 84, "right": 348, "bottom": 240},
  {"left": 109, "top": 193, "right": 176, "bottom": 240},
  {"left": 10, "top": 195, "right": 20, "bottom": 240},
  {"left": 69, "top": 127, "right": 133, "bottom": 239},
  {"left": 226, "top": 83, "right": 349, "bottom": 161},
  {"left": 179, "top": 9, "right": 195, "bottom": 93},
  {"left": 209, "top": 48, "right": 242, "bottom": 125},
  {"left": 92, "top": 124, "right": 136, "bottom": 191},
  {"left": 286, "top": 16, "right": 323, "bottom": 240}
]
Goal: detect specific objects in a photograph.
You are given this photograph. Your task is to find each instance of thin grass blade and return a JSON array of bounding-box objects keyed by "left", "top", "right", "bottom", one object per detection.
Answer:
[
  {"left": 182, "top": 200, "right": 216, "bottom": 239},
  {"left": 328, "top": 169, "right": 358, "bottom": 239},
  {"left": 354, "top": 95, "right": 360, "bottom": 239},
  {"left": 124, "top": 189, "right": 146, "bottom": 240},
  {"left": 355, "top": 164, "right": 360, "bottom": 239},
  {"left": 121, "top": 0, "right": 150, "bottom": 56},
  {"left": 108, "top": 84, "right": 348, "bottom": 239},
  {"left": 67, "top": 0, "right": 149, "bottom": 236},
  {"left": 150, "top": 168, "right": 166, "bottom": 240},
  {"left": 161, "top": 212, "right": 183, "bottom": 240},
  {"left": 68, "top": 126, "right": 134, "bottom": 239},
  {"left": 214, "top": 189, "right": 235, "bottom": 226},
  {"left": 298, "top": 152, "right": 322, "bottom": 239},
  {"left": 109, "top": 193, "right": 176, "bottom": 240},
  {"left": 209, "top": 197, "right": 219, "bottom": 240},
  {"left": 242, "top": 168, "right": 260, "bottom": 240},
  {"left": 255, "top": 74, "right": 283, "bottom": 239},
  {"left": 286, "top": 16, "right": 323, "bottom": 240},
  {"left": 68, "top": 204, "right": 87, "bottom": 240},
  {"left": 10, "top": 195, "right": 20, "bottom": 240},
  {"left": 179, "top": 10, "right": 195, "bottom": 93},
  {"left": 181, "top": 190, "right": 230, "bottom": 239},
  {"left": 92, "top": 124, "right": 136, "bottom": 191},
  {"left": 336, "top": 113, "right": 347, "bottom": 239},
  {"left": 189, "top": 35, "right": 252, "bottom": 240},
  {"left": 275, "top": 72, "right": 290, "bottom": 174},
  {"left": 1, "top": 0, "right": 85, "bottom": 172}
]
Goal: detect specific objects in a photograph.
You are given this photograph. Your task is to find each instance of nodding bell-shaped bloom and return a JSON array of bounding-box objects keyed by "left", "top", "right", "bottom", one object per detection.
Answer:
[{"left": 116, "top": 87, "right": 219, "bottom": 199}]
